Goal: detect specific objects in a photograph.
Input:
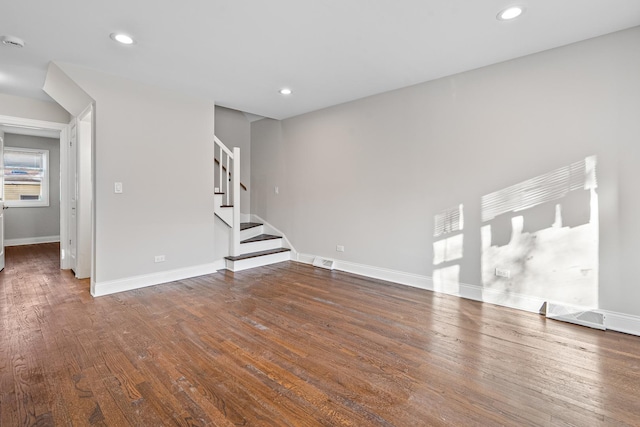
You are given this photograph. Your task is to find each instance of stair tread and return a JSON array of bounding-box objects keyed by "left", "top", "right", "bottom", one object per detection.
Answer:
[
  {"left": 225, "top": 247, "right": 290, "bottom": 261},
  {"left": 241, "top": 234, "right": 282, "bottom": 244},
  {"left": 240, "top": 222, "right": 263, "bottom": 231}
]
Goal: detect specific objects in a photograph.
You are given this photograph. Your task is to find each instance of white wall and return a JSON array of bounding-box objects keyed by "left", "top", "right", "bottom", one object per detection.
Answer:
[
  {"left": 251, "top": 27, "right": 640, "bottom": 318},
  {"left": 3, "top": 134, "right": 60, "bottom": 243},
  {"left": 52, "top": 63, "right": 217, "bottom": 293}
]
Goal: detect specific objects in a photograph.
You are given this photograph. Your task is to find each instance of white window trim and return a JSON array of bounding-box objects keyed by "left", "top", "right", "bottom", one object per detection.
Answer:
[{"left": 4, "top": 146, "right": 50, "bottom": 208}]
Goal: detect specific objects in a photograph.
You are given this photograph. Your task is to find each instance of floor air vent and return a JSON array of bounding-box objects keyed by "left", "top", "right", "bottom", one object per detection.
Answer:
[
  {"left": 312, "top": 257, "right": 335, "bottom": 270},
  {"left": 545, "top": 302, "right": 606, "bottom": 330}
]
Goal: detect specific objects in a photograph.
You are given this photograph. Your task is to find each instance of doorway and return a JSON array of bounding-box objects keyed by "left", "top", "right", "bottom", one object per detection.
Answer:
[{"left": 0, "top": 113, "right": 93, "bottom": 282}]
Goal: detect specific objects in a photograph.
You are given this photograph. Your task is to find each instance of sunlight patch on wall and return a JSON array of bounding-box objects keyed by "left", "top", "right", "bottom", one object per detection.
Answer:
[
  {"left": 433, "top": 204, "right": 464, "bottom": 295},
  {"left": 482, "top": 157, "right": 597, "bottom": 222},
  {"left": 433, "top": 234, "right": 463, "bottom": 265},
  {"left": 481, "top": 156, "right": 599, "bottom": 309},
  {"left": 434, "top": 203, "right": 464, "bottom": 237},
  {"left": 433, "top": 265, "right": 461, "bottom": 295}
]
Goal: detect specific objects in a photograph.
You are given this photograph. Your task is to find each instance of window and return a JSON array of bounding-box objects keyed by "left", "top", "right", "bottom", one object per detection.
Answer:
[{"left": 3, "top": 147, "right": 49, "bottom": 207}]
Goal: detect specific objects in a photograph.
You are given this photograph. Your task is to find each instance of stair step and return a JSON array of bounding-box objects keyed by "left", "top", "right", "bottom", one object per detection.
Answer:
[
  {"left": 239, "top": 233, "right": 283, "bottom": 254},
  {"left": 241, "top": 234, "right": 281, "bottom": 244},
  {"left": 240, "top": 222, "right": 265, "bottom": 241},
  {"left": 240, "top": 222, "right": 263, "bottom": 231},
  {"left": 225, "top": 247, "right": 290, "bottom": 262}
]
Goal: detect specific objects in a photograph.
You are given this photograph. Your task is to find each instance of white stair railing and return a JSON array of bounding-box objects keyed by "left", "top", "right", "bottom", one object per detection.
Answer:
[
  {"left": 214, "top": 136, "right": 241, "bottom": 256},
  {"left": 214, "top": 136, "right": 233, "bottom": 205}
]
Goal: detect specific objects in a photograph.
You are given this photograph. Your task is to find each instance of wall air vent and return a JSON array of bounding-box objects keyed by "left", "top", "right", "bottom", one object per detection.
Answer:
[
  {"left": 545, "top": 302, "right": 605, "bottom": 330},
  {"left": 312, "top": 257, "right": 335, "bottom": 270}
]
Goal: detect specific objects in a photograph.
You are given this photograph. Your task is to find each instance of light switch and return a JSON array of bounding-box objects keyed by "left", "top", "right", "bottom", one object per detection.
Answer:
[{"left": 114, "top": 182, "right": 123, "bottom": 194}]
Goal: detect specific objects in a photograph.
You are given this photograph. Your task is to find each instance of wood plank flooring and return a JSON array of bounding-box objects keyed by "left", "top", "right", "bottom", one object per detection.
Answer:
[{"left": 1, "top": 243, "right": 639, "bottom": 426}]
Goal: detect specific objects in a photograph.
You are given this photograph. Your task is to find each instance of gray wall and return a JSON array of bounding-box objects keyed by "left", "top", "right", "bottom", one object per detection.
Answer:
[
  {"left": 4, "top": 134, "right": 61, "bottom": 242},
  {"left": 0, "top": 93, "right": 70, "bottom": 123},
  {"left": 251, "top": 27, "right": 640, "bottom": 317},
  {"left": 53, "top": 62, "right": 216, "bottom": 288},
  {"left": 215, "top": 106, "right": 251, "bottom": 214}
]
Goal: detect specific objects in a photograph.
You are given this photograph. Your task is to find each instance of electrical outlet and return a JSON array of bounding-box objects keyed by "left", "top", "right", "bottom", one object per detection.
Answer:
[
  {"left": 114, "top": 182, "right": 123, "bottom": 194},
  {"left": 336, "top": 245, "right": 345, "bottom": 252},
  {"left": 155, "top": 255, "right": 166, "bottom": 263},
  {"left": 495, "top": 268, "right": 510, "bottom": 278}
]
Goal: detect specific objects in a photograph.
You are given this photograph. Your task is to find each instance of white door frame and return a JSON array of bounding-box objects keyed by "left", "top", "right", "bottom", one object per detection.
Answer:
[
  {"left": 0, "top": 130, "right": 4, "bottom": 272},
  {"left": 0, "top": 114, "right": 72, "bottom": 270},
  {"left": 74, "top": 104, "right": 94, "bottom": 279}
]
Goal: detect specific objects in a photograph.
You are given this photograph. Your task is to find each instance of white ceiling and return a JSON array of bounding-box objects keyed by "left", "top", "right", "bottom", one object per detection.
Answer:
[{"left": 2, "top": 1, "right": 640, "bottom": 120}]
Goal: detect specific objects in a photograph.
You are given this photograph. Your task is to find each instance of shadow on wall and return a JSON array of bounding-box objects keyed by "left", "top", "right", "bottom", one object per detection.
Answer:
[
  {"left": 432, "top": 204, "right": 464, "bottom": 295},
  {"left": 480, "top": 156, "right": 599, "bottom": 309}
]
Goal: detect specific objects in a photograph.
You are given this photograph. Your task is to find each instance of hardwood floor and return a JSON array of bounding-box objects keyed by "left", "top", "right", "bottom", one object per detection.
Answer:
[{"left": 1, "top": 243, "right": 639, "bottom": 426}]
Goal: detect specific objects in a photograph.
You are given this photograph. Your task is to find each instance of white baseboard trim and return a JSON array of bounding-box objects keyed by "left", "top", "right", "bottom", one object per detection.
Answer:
[
  {"left": 467, "top": 283, "right": 548, "bottom": 314},
  {"left": 601, "top": 310, "right": 640, "bottom": 336},
  {"left": 212, "top": 259, "right": 226, "bottom": 271},
  {"left": 294, "top": 253, "right": 640, "bottom": 337},
  {"left": 338, "top": 259, "right": 434, "bottom": 291},
  {"left": 295, "top": 253, "right": 434, "bottom": 291},
  {"left": 458, "top": 283, "right": 483, "bottom": 303},
  {"left": 296, "top": 253, "right": 315, "bottom": 264},
  {"left": 91, "top": 263, "right": 219, "bottom": 297},
  {"left": 5, "top": 235, "right": 60, "bottom": 247}
]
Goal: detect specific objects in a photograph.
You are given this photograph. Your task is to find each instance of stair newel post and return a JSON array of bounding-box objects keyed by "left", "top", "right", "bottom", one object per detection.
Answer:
[
  {"left": 225, "top": 152, "right": 231, "bottom": 206},
  {"left": 218, "top": 145, "right": 223, "bottom": 196},
  {"left": 230, "top": 147, "right": 241, "bottom": 257}
]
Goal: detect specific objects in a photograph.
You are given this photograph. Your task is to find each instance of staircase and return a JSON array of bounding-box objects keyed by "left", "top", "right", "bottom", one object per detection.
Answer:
[
  {"left": 225, "top": 222, "right": 291, "bottom": 271},
  {"left": 213, "top": 136, "right": 291, "bottom": 271}
]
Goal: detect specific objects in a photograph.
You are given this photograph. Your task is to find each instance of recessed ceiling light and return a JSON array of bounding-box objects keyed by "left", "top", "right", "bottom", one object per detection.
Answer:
[
  {"left": 279, "top": 88, "right": 292, "bottom": 95},
  {"left": 1, "top": 35, "right": 25, "bottom": 48},
  {"left": 110, "top": 33, "right": 135, "bottom": 45},
  {"left": 497, "top": 6, "right": 524, "bottom": 21}
]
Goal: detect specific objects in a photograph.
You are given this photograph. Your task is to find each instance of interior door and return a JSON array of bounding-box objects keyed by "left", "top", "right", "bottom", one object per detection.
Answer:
[
  {"left": 69, "top": 122, "right": 77, "bottom": 273},
  {"left": 0, "top": 130, "right": 5, "bottom": 271}
]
